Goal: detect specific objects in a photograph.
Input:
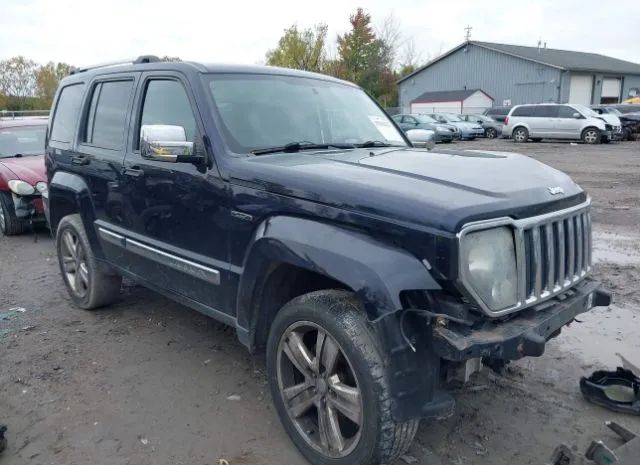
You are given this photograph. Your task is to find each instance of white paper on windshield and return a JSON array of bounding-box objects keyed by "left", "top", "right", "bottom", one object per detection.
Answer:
[{"left": 369, "top": 115, "right": 399, "bottom": 141}]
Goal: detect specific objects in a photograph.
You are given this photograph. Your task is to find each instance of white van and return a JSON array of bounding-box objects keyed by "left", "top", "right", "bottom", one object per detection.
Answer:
[{"left": 502, "top": 103, "right": 618, "bottom": 144}]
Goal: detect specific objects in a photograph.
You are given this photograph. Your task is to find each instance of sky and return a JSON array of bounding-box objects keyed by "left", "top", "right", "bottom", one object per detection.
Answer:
[{"left": 1, "top": 0, "right": 639, "bottom": 68}]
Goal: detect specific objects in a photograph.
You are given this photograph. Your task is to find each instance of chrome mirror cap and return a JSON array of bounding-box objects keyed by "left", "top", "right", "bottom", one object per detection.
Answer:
[{"left": 140, "top": 124, "right": 194, "bottom": 162}]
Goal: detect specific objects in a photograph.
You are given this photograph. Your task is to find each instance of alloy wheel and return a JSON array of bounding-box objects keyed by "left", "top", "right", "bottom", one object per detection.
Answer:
[
  {"left": 584, "top": 130, "right": 598, "bottom": 144},
  {"left": 486, "top": 128, "right": 497, "bottom": 138},
  {"left": 60, "top": 230, "right": 90, "bottom": 297},
  {"left": 276, "top": 321, "right": 363, "bottom": 458},
  {"left": 514, "top": 129, "right": 526, "bottom": 142}
]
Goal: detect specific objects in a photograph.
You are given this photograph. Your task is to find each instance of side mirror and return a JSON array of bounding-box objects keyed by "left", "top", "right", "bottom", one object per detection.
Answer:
[
  {"left": 406, "top": 128, "right": 436, "bottom": 150},
  {"left": 572, "top": 112, "right": 582, "bottom": 119},
  {"left": 140, "top": 124, "right": 195, "bottom": 163}
]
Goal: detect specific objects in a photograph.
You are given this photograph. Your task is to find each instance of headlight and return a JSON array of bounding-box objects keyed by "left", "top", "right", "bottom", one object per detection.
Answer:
[
  {"left": 35, "top": 181, "right": 48, "bottom": 194},
  {"left": 461, "top": 226, "right": 517, "bottom": 311},
  {"left": 7, "top": 180, "right": 35, "bottom": 196},
  {"left": 436, "top": 126, "right": 448, "bottom": 131}
]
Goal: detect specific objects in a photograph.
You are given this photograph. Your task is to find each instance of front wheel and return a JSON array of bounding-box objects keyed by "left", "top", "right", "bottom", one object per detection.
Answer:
[
  {"left": 0, "top": 192, "right": 26, "bottom": 236},
  {"left": 267, "top": 290, "right": 419, "bottom": 465},
  {"left": 582, "top": 127, "right": 601, "bottom": 144},
  {"left": 513, "top": 127, "right": 529, "bottom": 143},
  {"left": 485, "top": 128, "right": 498, "bottom": 139},
  {"left": 56, "top": 214, "right": 122, "bottom": 309}
]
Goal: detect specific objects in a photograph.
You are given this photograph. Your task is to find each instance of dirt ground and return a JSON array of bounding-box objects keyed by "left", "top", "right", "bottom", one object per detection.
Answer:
[{"left": 1, "top": 139, "right": 639, "bottom": 465}]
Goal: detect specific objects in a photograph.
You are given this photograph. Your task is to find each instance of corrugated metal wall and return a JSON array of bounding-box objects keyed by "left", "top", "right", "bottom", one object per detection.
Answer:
[{"left": 398, "top": 44, "right": 564, "bottom": 111}]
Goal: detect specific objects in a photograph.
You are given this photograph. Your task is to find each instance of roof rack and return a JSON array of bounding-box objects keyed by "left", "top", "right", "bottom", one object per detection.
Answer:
[{"left": 70, "top": 55, "right": 161, "bottom": 74}]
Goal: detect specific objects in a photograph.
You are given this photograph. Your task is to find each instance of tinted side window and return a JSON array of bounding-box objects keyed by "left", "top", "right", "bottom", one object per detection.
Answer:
[
  {"left": 404, "top": 116, "right": 417, "bottom": 124},
  {"left": 50, "top": 84, "right": 85, "bottom": 143},
  {"left": 85, "top": 80, "right": 134, "bottom": 150},
  {"left": 538, "top": 106, "right": 559, "bottom": 117},
  {"left": 511, "top": 106, "right": 533, "bottom": 117},
  {"left": 139, "top": 80, "right": 196, "bottom": 146},
  {"left": 556, "top": 106, "right": 577, "bottom": 118}
]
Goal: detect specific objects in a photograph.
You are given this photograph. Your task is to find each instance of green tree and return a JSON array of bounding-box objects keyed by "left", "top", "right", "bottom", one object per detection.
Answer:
[
  {"left": 0, "top": 56, "right": 38, "bottom": 110},
  {"left": 266, "top": 24, "right": 328, "bottom": 72},
  {"left": 35, "top": 61, "right": 73, "bottom": 108}
]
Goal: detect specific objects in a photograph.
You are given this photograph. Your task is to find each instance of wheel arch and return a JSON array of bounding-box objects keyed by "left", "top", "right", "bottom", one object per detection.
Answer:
[
  {"left": 48, "top": 171, "right": 103, "bottom": 258},
  {"left": 235, "top": 216, "right": 441, "bottom": 351}
]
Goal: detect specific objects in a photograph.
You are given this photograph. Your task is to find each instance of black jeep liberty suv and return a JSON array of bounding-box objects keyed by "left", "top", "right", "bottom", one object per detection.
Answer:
[{"left": 44, "top": 56, "right": 611, "bottom": 465}]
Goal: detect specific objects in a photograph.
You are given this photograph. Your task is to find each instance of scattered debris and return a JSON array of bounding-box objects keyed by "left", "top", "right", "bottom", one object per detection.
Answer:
[
  {"left": 580, "top": 368, "right": 639, "bottom": 415},
  {"left": 10, "top": 307, "right": 26, "bottom": 313},
  {"left": 21, "top": 326, "right": 36, "bottom": 332},
  {"left": 204, "top": 359, "right": 211, "bottom": 365},
  {"left": 139, "top": 437, "right": 149, "bottom": 445},
  {"left": 226, "top": 394, "right": 241, "bottom": 401},
  {"left": 617, "top": 353, "right": 640, "bottom": 374},
  {"left": 400, "top": 454, "right": 418, "bottom": 464},
  {"left": 217, "top": 459, "right": 229, "bottom": 465}
]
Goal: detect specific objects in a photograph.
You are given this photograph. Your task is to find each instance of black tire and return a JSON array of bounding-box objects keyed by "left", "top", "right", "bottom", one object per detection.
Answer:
[
  {"left": 267, "top": 290, "right": 419, "bottom": 465},
  {"left": 602, "top": 137, "right": 611, "bottom": 144},
  {"left": 581, "top": 127, "right": 601, "bottom": 144},
  {"left": 443, "top": 139, "right": 452, "bottom": 143},
  {"left": 0, "top": 192, "right": 26, "bottom": 236},
  {"left": 485, "top": 128, "right": 498, "bottom": 139},
  {"left": 512, "top": 126, "right": 529, "bottom": 143},
  {"left": 56, "top": 214, "right": 122, "bottom": 309},
  {"left": 622, "top": 128, "right": 632, "bottom": 141}
]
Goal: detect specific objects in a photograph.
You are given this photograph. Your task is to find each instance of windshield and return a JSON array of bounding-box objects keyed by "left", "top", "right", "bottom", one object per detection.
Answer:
[
  {"left": 573, "top": 104, "right": 600, "bottom": 118},
  {"left": 0, "top": 125, "right": 46, "bottom": 158},
  {"left": 206, "top": 74, "right": 407, "bottom": 153},
  {"left": 415, "top": 115, "right": 438, "bottom": 124},
  {"left": 439, "top": 114, "right": 462, "bottom": 122}
]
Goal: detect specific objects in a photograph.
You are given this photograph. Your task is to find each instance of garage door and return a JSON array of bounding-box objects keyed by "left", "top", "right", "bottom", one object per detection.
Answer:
[
  {"left": 568, "top": 75, "right": 593, "bottom": 105},
  {"left": 601, "top": 78, "right": 621, "bottom": 104}
]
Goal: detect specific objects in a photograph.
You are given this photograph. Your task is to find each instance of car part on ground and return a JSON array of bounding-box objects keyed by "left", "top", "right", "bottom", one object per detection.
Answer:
[
  {"left": 0, "top": 424, "right": 6, "bottom": 453},
  {"left": 580, "top": 367, "right": 640, "bottom": 415},
  {"left": 546, "top": 422, "right": 639, "bottom": 465}
]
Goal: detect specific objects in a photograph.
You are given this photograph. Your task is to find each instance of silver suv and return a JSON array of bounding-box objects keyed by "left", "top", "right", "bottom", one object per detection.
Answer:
[{"left": 503, "top": 103, "right": 614, "bottom": 144}]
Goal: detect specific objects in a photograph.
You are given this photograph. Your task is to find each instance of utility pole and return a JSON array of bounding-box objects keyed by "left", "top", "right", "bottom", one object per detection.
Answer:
[{"left": 464, "top": 25, "right": 472, "bottom": 42}]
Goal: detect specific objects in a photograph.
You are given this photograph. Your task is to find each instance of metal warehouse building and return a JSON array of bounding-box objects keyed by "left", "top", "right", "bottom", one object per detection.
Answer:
[{"left": 397, "top": 41, "right": 640, "bottom": 113}]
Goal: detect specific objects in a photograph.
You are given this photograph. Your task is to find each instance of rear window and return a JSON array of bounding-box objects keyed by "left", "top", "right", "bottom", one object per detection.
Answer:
[
  {"left": 84, "top": 80, "right": 134, "bottom": 150},
  {"left": 50, "top": 84, "right": 85, "bottom": 143},
  {"left": 0, "top": 125, "right": 47, "bottom": 158},
  {"left": 487, "top": 107, "right": 510, "bottom": 116}
]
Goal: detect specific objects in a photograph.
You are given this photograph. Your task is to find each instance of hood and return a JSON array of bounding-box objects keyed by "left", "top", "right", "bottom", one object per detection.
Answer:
[
  {"left": 231, "top": 148, "right": 585, "bottom": 233},
  {"left": 596, "top": 114, "right": 621, "bottom": 126},
  {"left": 0, "top": 155, "right": 46, "bottom": 185}
]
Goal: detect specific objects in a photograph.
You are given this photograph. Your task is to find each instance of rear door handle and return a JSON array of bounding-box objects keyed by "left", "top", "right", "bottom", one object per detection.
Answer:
[
  {"left": 124, "top": 167, "right": 145, "bottom": 178},
  {"left": 71, "top": 155, "right": 89, "bottom": 166}
]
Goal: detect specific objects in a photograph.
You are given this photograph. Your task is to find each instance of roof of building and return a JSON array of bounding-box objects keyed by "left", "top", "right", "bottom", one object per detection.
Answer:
[
  {"left": 398, "top": 41, "right": 640, "bottom": 84},
  {"left": 411, "top": 89, "right": 492, "bottom": 103}
]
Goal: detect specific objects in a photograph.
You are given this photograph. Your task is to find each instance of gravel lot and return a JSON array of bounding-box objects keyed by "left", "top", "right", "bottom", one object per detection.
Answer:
[{"left": 1, "top": 138, "right": 639, "bottom": 465}]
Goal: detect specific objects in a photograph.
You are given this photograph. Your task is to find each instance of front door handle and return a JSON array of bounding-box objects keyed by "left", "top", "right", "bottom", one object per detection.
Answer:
[
  {"left": 124, "top": 167, "right": 145, "bottom": 178},
  {"left": 71, "top": 155, "right": 89, "bottom": 166}
]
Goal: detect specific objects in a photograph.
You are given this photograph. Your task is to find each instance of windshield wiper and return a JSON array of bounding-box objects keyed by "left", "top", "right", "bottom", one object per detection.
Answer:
[
  {"left": 355, "top": 140, "right": 394, "bottom": 148},
  {"left": 251, "top": 141, "right": 355, "bottom": 156}
]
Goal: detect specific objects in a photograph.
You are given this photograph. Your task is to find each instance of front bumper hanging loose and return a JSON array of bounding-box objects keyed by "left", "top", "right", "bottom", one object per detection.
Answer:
[{"left": 431, "top": 279, "right": 611, "bottom": 362}]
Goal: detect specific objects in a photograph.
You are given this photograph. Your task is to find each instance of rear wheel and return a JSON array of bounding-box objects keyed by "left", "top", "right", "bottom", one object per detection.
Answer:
[
  {"left": 513, "top": 127, "right": 529, "bottom": 143},
  {"left": 267, "top": 290, "right": 419, "bottom": 465},
  {"left": 56, "top": 214, "right": 122, "bottom": 309},
  {"left": 485, "top": 127, "right": 498, "bottom": 139},
  {"left": 581, "top": 127, "right": 601, "bottom": 144},
  {"left": 0, "top": 192, "right": 26, "bottom": 236}
]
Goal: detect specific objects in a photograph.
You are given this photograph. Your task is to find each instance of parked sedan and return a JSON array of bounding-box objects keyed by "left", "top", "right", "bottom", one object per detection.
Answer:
[
  {"left": 0, "top": 117, "right": 48, "bottom": 235},
  {"left": 392, "top": 114, "right": 457, "bottom": 143},
  {"left": 459, "top": 114, "right": 503, "bottom": 138},
  {"left": 428, "top": 113, "right": 484, "bottom": 140},
  {"left": 483, "top": 106, "right": 512, "bottom": 123}
]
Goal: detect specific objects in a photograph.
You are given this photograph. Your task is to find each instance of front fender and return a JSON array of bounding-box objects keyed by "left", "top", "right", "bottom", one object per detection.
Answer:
[
  {"left": 48, "top": 171, "right": 102, "bottom": 257},
  {"left": 236, "top": 216, "right": 441, "bottom": 331}
]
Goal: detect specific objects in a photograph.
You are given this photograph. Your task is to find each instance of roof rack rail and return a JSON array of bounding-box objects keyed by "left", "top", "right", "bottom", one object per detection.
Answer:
[{"left": 70, "top": 55, "right": 161, "bottom": 74}]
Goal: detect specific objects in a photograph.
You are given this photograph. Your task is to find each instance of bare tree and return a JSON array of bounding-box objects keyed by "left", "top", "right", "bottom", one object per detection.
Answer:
[
  {"left": 376, "top": 12, "right": 403, "bottom": 69},
  {"left": 0, "top": 56, "right": 38, "bottom": 108}
]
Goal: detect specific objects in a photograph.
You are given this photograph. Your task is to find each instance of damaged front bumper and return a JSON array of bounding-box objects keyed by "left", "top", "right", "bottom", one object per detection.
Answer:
[
  {"left": 432, "top": 278, "right": 611, "bottom": 362},
  {"left": 12, "top": 193, "right": 46, "bottom": 222}
]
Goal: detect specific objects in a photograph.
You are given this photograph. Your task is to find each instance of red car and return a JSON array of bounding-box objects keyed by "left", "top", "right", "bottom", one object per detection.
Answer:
[{"left": 0, "top": 117, "right": 48, "bottom": 235}]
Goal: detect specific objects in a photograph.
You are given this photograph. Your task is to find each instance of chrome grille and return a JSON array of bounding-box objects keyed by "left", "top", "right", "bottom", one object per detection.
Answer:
[
  {"left": 521, "top": 208, "right": 591, "bottom": 305},
  {"left": 458, "top": 200, "right": 592, "bottom": 317}
]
